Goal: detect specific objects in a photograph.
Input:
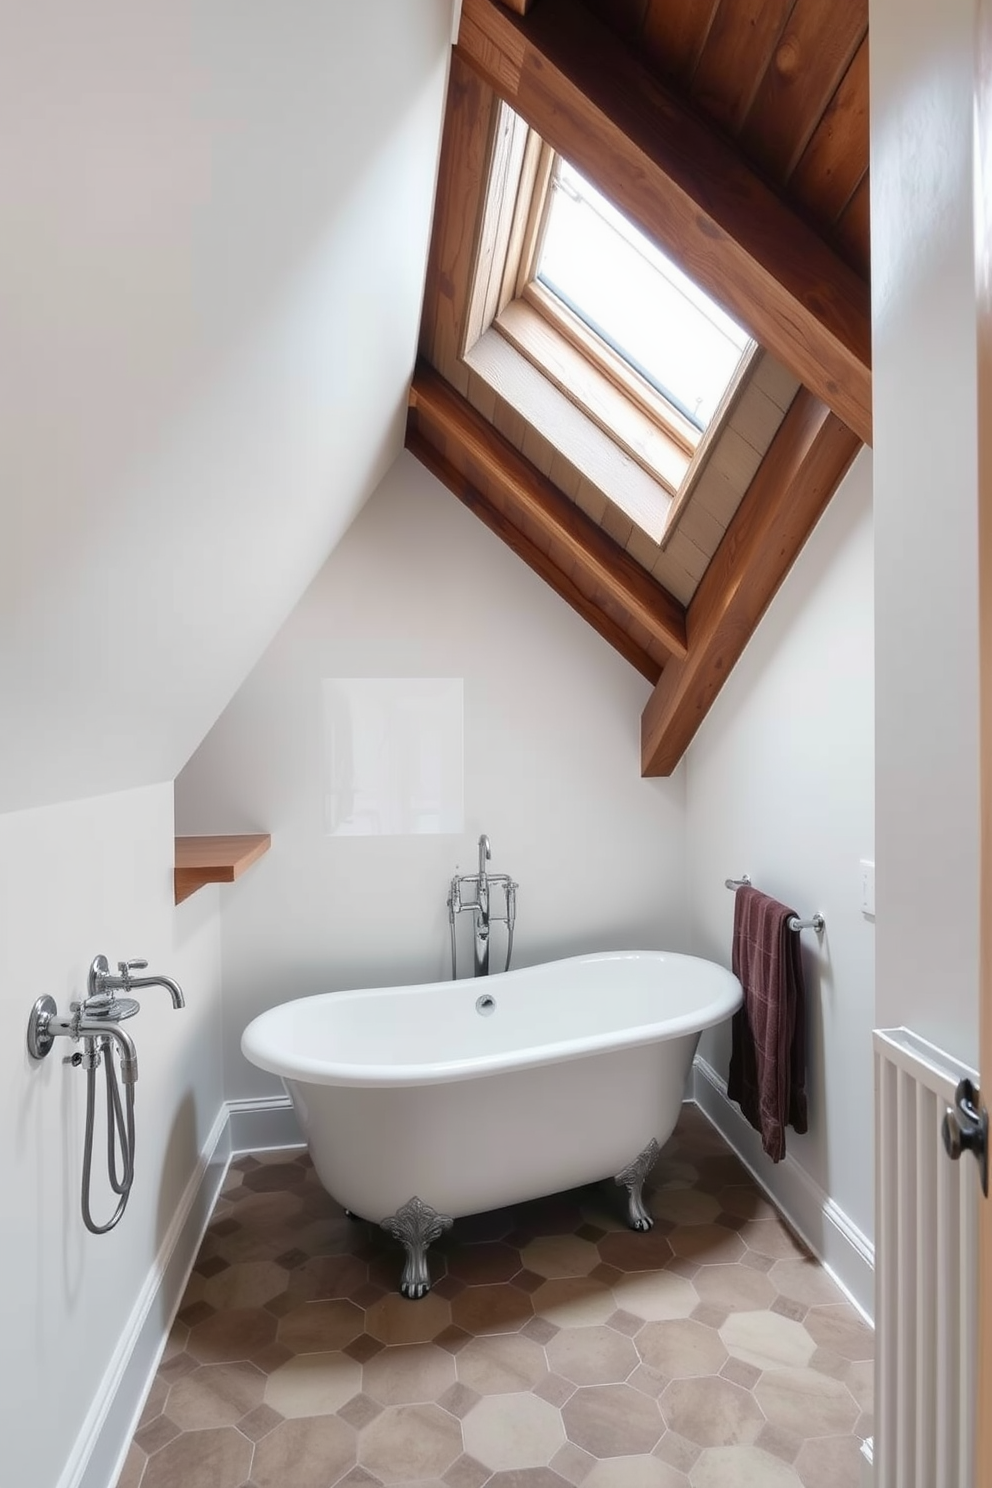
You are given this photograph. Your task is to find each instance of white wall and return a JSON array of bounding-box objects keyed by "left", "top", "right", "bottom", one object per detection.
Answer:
[
  {"left": 685, "top": 454, "right": 876, "bottom": 1261},
  {"left": 871, "top": 0, "right": 979, "bottom": 1060},
  {"left": 0, "top": 0, "right": 453, "bottom": 815},
  {"left": 2, "top": 785, "right": 223, "bottom": 1488},
  {"left": 177, "top": 451, "right": 689, "bottom": 1100}
]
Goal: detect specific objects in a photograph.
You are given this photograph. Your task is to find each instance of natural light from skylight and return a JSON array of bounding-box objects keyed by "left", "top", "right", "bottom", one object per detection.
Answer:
[{"left": 537, "top": 160, "right": 752, "bottom": 431}]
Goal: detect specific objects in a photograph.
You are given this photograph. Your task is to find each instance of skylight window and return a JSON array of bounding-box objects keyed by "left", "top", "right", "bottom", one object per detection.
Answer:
[{"left": 535, "top": 160, "right": 752, "bottom": 431}]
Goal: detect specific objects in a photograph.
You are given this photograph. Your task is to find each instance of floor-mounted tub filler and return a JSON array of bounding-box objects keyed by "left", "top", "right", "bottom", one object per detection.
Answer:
[{"left": 241, "top": 950, "right": 742, "bottom": 1298}]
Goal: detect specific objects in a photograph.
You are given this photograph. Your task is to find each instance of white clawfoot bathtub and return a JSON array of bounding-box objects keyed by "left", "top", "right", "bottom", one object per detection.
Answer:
[{"left": 242, "top": 950, "right": 741, "bottom": 1296}]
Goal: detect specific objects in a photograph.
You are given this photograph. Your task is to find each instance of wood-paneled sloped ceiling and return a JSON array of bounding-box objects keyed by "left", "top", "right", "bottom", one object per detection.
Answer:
[{"left": 406, "top": 0, "right": 868, "bottom": 775}]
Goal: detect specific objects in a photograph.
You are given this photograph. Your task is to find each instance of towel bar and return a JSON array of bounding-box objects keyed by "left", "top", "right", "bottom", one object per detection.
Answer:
[{"left": 725, "top": 877, "right": 825, "bottom": 934}]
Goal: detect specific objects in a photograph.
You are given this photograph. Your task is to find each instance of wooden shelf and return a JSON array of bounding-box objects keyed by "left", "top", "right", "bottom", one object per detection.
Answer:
[{"left": 174, "top": 834, "right": 271, "bottom": 905}]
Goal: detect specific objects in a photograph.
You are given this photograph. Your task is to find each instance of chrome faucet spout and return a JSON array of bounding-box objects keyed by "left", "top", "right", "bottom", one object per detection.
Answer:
[
  {"left": 478, "top": 833, "right": 491, "bottom": 881},
  {"left": 126, "top": 975, "right": 185, "bottom": 1009}
]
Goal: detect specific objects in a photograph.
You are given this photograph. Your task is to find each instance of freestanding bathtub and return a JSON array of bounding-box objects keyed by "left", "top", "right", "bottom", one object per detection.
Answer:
[{"left": 241, "top": 950, "right": 741, "bottom": 1296}]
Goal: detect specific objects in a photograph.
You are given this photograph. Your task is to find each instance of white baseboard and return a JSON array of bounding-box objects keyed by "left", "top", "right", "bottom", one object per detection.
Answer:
[
  {"left": 64, "top": 1094, "right": 302, "bottom": 1488},
  {"left": 62, "top": 1102, "right": 231, "bottom": 1488},
  {"left": 227, "top": 1092, "right": 302, "bottom": 1154},
  {"left": 691, "top": 1057, "right": 875, "bottom": 1323}
]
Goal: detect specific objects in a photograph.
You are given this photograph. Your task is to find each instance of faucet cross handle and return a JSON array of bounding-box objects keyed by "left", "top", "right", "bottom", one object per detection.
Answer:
[{"left": 117, "top": 959, "right": 148, "bottom": 985}]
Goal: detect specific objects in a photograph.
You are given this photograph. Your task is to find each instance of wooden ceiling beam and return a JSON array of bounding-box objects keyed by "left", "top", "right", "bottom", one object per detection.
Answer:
[
  {"left": 407, "top": 424, "right": 661, "bottom": 683},
  {"left": 456, "top": 0, "right": 873, "bottom": 447},
  {"left": 640, "top": 389, "right": 862, "bottom": 775},
  {"left": 408, "top": 363, "right": 688, "bottom": 662}
]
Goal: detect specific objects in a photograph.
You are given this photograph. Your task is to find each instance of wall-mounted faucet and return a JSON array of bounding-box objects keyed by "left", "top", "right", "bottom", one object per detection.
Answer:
[
  {"left": 448, "top": 834, "right": 517, "bottom": 978},
  {"left": 26, "top": 953, "right": 184, "bottom": 1234}
]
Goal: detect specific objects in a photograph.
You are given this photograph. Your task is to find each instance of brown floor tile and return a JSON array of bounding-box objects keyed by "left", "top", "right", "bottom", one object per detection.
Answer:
[
  {"left": 121, "top": 1116, "right": 872, "bottom": 1488},
  {"left": 141, "top": 1427, "right": 252, "bottom": 1488},
  {"left": 251, "top": 1413, "right": 356, "bottom": 1488}
]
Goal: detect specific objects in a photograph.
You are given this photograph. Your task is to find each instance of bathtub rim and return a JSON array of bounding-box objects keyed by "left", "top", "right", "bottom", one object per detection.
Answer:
[{"left": 241, "top": 949, "right": 741, "bottom": 1090}]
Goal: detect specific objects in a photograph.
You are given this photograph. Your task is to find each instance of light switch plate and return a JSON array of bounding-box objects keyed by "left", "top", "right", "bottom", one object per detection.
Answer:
[{"left": 860, "top": 859, "right": 875, "bottom": 918}]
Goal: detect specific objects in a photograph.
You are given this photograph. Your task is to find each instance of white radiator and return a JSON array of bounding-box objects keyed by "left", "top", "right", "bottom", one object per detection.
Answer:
[{"left": 874, "top": 1028, "right": 980, "bottom": 1488}]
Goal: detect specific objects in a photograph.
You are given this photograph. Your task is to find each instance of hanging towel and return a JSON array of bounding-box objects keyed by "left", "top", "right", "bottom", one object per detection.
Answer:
[{"left": 727, "top": 885, "right": 808, "bottom": 1162}]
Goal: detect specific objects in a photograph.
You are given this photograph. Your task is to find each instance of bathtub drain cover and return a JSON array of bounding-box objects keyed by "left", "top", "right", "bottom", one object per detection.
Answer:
[{"left": 475, "top": 994, "right": 496, "bottom": 1016}]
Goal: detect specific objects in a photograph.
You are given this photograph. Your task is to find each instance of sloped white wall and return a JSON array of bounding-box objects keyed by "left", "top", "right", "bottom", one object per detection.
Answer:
[
  {"left": 3, "top": 785, "right": 223, "bottom": 1488},
  {"left": 176, "top": 451, "right": 689, "bottom": 1100},
  {"left": 685, "top": 455, "right": 875, "bottom": 1261},
  {"left": 0, "top": 0, "right": 453, "bottom": 814},
  {"left": 870, "top": 0, "right": 979, "bottom": 1062}
]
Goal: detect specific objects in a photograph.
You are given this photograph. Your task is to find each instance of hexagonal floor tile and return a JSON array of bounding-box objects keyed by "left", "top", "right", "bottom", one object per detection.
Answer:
[
  {"left": 690, "top": 1444, "right": 802, "bottom": 1487},
  {"left": 660, "top": 1376, "right": 765, "bottom": 1449},
  {"left": 363, "top": 1342, "right": 456, "bottom": 1404},
  {"left": 585, "top": 1457, "right": 690, "bottom": 1487},
  {"left": 451, "top": 1283, "right": 534, "bottom": 1335},
  {"left": 532, "top": 1277, "right": 618, "bottom": 1329},
  {"left": 756, "top": 1367, "right": 859, "bottom": 1438},
  {"left": 719, "top": 1310, "right": 816, "bottom": 1372},
  {"left": 359, "top": 1402, "right": 463, "bottom": 1482},
  {"left": 140, "top": 1427, "right": 252, "bottom": 1488},
  {"left": 463, "top": 1391, "right": 566, "bottom": 1469},
  {"left": 278, "top": 1299, "right": 364, "bottom": 1354},
  {"left": 546, "top": 1323, "right": 639, "bottom": 1385},
  {"left": 165, "top": 1360, "right": 265, "bottom": 1430},
  {"left": 561, "top": 1381, "right": 663, "bottom": 1457},
  {"left": 637, "top": 1318, "right": 727, "bottom": 1378},
  {"left": 251, "top": 1413, "right": 356, "bottom": 1488},
  {"left": 186, "top": 1306, "right": 277, "bottom": 1363},
  {"left": 803, "top": 1305, "right": 874, "bottom": 1361},
  {"left": 203, "top": 1260, "right": 290, "bottom": 1311},
  {"left": 456, "top": 1332, "right": 549, "bottom": 1395},
  {"left": 264, "top": 1351, "right": 362, "bottom": 1416},
  {"left": 611, "top": 1270, "right": 698, "bottom": 1323},
  {"left": 522, "top": 1234, "right": 601, "bottom": 1279}
]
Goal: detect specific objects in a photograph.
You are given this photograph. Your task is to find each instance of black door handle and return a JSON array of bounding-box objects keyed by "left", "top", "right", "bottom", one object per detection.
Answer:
[{"left": 942, "top": 1077, "right": 989, "bottom": 1196}]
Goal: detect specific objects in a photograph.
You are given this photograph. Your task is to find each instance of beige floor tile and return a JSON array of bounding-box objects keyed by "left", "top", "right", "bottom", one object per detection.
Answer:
[
  {"left": 637, "top": 1318, "right": 727, "bottom": 1378},
  {"left": 140, "top": 1427, "right": 252, "bottom": 1488},
  {"left": 363, "top": 1342, "right": 456, "bottom": 1404},
  {"left": 689, "top": 1444, "right": 802, "bottom": 1487},
  {"left": 457, "top": 1332, "right": 549, "bottom": 1395},
  {"left": 252, "top": 1413, "right": 356, "bottom": 1488},
  {"left": 365, "top": 1291, "right": 451, "bottom": 1346},
  {"left": 770, "top": 1259, "right": 845, "bottom": 1308},
  {"left": 756, "top": 1368, "right": 860, "bottom": 1438},
  {"left": 795, "top": 1433, "right": 867, "bottom": 1488},
  {"left": 739, "top": 1218, "right": 808, "bottom": 1261},
  {"left": 463, "top": 1391, "right": 566, "bottom": 1469},
  {"left": 610, "top": 1271, "right": 697, "bottom": 1323},
  {"left": 803, "top": 1305, "right": 874, "bottom": 1361},
  {"left": 452, "top": 1283, "right": 535, "bottom": 1335},
  {"left": 264, "top": 1351, "right": 363, "bottom": 1416},
  {"left": 692, "top": 1264, "right": 775, "bottom": 1315},
  {"left": 584, "top": 1455, "right": 689, "bottom": 1486},
  {"left": 165, "top": 1360, "right": 265, "bottom": 1429},
  {"left": 278, "top": 1298, "right": 365, "bottom": 1354},
  {"left": 649, "top": 1189, "right": 721, "bottom": 1227},
  {"left": 360, "top": 1402, "right": 463, "bottom": 1482},
  {"left": 719, "top": 1310, "right": 816, "bottom": 1371},
  {"left": 669, "top": 1226, "right": 746, "bottom": 1265},
  {"left": 532, "top": 1277, "right": 618, "bottom": 1329},
  {"left": 523, "top": 1234, "right": 601, "bottom": 1278},
  {"left": 660, "top": 1376, "right": 764, "bottom": 1449},
  {"left": 547, "top": 1324, "right": 639, "bottom": 1385},
  {"left": 202, "top": 1259, "right": 290, "bottom": 1311},
  {"left": 186, "top": 1306, "right": 277, "bottom": 1363},
  {"left": 562, "top": 1382, "right": 664, "bottom": 1457},
  {"left": 844, "top": 1358, "right": 874, "bottom": 1413}
]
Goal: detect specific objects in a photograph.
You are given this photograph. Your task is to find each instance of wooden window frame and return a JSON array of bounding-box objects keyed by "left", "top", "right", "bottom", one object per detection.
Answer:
[{"left": 462, "top": 104, "right": 753, "bottom": 518}]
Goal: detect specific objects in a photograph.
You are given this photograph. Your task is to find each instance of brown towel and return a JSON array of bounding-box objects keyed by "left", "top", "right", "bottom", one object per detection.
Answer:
[{"left": 727, "top": 886, "right": 808, "bottom": 1162}]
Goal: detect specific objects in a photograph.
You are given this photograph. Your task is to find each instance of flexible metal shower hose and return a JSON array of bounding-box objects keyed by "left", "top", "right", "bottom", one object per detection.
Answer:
[{"left": 81, "top": 1036, "right": 136, "bottom": 1234}]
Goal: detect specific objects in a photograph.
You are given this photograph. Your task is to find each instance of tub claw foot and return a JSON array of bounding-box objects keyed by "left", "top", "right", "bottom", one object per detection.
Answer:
[
  {"left": 380, "top": 1196, "right": 453, "bottom": 1299},
  {"left": 615, "top": 1138, "right": 661, "bottom": 1232}
]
